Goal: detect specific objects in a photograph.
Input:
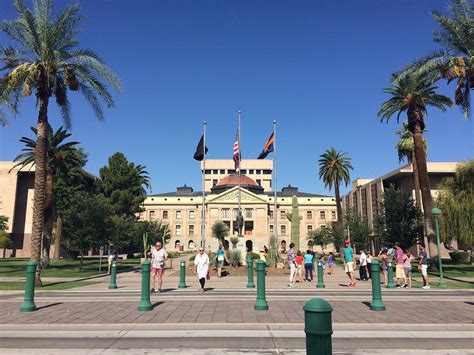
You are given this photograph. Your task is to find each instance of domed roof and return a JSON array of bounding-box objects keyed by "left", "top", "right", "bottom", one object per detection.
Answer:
[{"left": 211, "top": 174, "right": 264, "bottom": 194}]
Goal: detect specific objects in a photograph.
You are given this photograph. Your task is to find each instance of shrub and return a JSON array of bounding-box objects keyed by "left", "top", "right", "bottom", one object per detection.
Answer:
[
  {"left": 449, "top": 251, "right": 471, "bottom": 264},
  {"left": 230, "top": 236, "right": 239, "bottom": 249},
  {"left": 246, "top": 252, "right": 259, "bottom": 261},
  {"left": 227, "top": 249, "right": 242, "bottom": 267}
]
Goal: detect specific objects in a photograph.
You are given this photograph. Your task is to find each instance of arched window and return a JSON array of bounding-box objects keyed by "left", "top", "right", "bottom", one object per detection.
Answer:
[
  {"left": 245, "top": 240, "right": 253, "bottom": 253},
  {"left": 188, "top": 240, "right": 195, "bottom": 249},
  {"left": 175, "top": 240, "right": 181, "bottom": 249}
]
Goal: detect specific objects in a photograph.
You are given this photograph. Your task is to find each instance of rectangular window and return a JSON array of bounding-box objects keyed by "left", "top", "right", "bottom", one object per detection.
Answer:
[
  {"left": 233, "top": 208, "right": 239, "bottom": 218},
  {"left": 189, "top": 210, "right": 195, "bottom": 219},
  {"left": 149, "top": 210, "right": 155, "bottom": 220},
  {"left": 245, "top": 209, "right": 253, "bottom": 219},
  {"left": 188, "top": 225, "right": 194, "bottom": 236},
  {"left": 212, "top": 169, "right": 218, "bottom": 174},
  {"left": 256, "top": 179, "right": 261, "bottom": 186},
  {"left": 222, "top": 208, "right": 230, "bottom": 219},
  {"left": 269, "top": 210, "right": 274, "bottom": 218},
  {"left": 280, "top": 210, "right": 286, "bottom": 219},
  {"left": 319, "top": 211, "right": 326, "bottom": 220},
  {"left": 269, "top": 225, "right": 274, "bottom": 234},
  {"left": 281, "top": 225, "right": 286, "bottom": 236},
  {"left": 306, "top": 210, "right": 313, "bottom": 219},
  {"left": 263, "top": 169, "right": 272, "bottom": 174},
  {"left": 212, "top": 179, "right": 218, "bottom": 186},
  {"left": 307, "top": 225, "right": 313, "bottom": 234},
  {"left": 241, "top": 169, "right": 247, "bottom": 174},
  {"left": 162, "top": 210, "right": 168, "bottom": 219},
  {"left": 249, "top": 169, "right": 254, "bottom": 174},
  {"left": 256, "top": 170, "right": 262, "bottom": 174},
  {"left": 176, "top": 225, "right": 182, "bottom": 236},
  {"left": 205, "top": 169, "right": 211, "bottom": 174},
  {"left": 176, "top": 210, "right": 182, "bottom": 219},
  {"left": 331, "top": 211, "right": 336, "bottom": 220},
  {"left": 219, "top": 169, "right": 225, "bottom": 174}
]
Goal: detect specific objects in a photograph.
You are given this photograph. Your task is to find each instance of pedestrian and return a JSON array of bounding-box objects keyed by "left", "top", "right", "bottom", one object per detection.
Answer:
[
  {"left": 327, "top": 252, "right": 335, "bottom": 275},
  {"left": 195, "top": 247, "right": 209, "bottom": 293},
  {"left": 319, "top": 254, "right": 327, "bottom": 275},
  {"left": 367, "top": 252, "right": 373, "bottom": 279},
  {"left": 151, "top": 241, "right": 168, "bottom": 293},
  {"left": 296, "top": 251, "right": 304, "bottom": 283},
  {"left": 107, "top": 244, "right": 117, "bottom": 275},
  {"left": 359, "top": 249, "right": 369, "bottom": 281},
  {"left": 304, "top": 250, "right": 314, "bottom": 281},
  {"left": 342, "top": 240, "right": 356, "bottom": 287},
  {"left": 404, "top": 250, "right": 414, "bottom": 288},
  {"left": 263, "top": 245, "right": 269, "bottom": 255},
  {"left": 394, "top": 242, "right": 407, "bottom": 287},
  {"left": 418, "top": 244, "right": 430, "bottom": 289},
  {"left": 378, "top": 249, "right": 389, "bottom": 285},
  {"left": 216, "top": 244, "right": 225, "bottom": 278},
  {"left": 287, "top": 242, "right": 297, "bottom": 288}
]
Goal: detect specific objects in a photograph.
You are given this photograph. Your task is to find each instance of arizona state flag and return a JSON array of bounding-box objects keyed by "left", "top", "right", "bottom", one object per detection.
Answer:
[
  {"left": 193, "top": 135, "right": 208, "bottom": 161},
  {"left": 257, "top": 132, "right": 274, "bottom": 159}
]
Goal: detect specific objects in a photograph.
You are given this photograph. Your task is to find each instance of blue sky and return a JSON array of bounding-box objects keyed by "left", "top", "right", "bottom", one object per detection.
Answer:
[{"left": 1, "top": 0, "right": 473, "bottom": 195}]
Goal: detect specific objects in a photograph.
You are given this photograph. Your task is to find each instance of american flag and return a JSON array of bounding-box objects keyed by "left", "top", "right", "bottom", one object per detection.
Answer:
[{"left": 233, "top": 129, "right": 240, "bottom": 170}]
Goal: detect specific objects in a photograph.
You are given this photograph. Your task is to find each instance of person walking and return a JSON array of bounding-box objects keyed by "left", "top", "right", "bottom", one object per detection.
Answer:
[
  {"left": 418, "top": 244, "right": 430, "bottom": 289},
  {"left": 107, "top": 244, "right": 117, "bottom": 275},
  {"left": 379, "top": 249, "right": 389, "bottom": 285},
  {"left": 151, "top": 241, "right": 168, "bottom": 293},
  {"left": 327, "top": 252, "right": 335, "bottom": 275},
  {"left": 216, "top": 244, "right": 225, "bottom": 278},
  {"left": 195, "top": 247, "right": 209, "bottom": 293},
  {"left": 366, "top": 252, "right": 373, "bottom": 279},
  {"left": 287, "top": 243, "right": 297, "bottom": 288},
  {"left": 342, "top": 240, "right": 356, "bottom": 287},
  {"left": 404, "top": 250, "right": 414, "bottom": 288},
  {"left": 394, "top": 242, "right": 407, "bottom": 287},
  {"left": 296, "top": 251, "right": 304, "bottom": 283},
  {"left": 304, "top": 250, "right": 314, "bottom": 281},
  {"left": 359, "top": 249, "right": 368, "bottom": 281}
]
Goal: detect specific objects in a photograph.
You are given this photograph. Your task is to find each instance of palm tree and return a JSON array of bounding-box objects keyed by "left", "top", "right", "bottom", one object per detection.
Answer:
[
  {"left": 11, "top": 125, "right": 81, "bottom": 267},
  {"left": 318, "top": 148, "right": 353, "bottom": 225},
  {"left": 0, "top": 0, "right": 120, "bottom": 281},
  {"left": 396, "top": 0, "right": 473, "bottom": 117},
  {"left": 379, "top": 72, "right": 453, "bottom": 263}
]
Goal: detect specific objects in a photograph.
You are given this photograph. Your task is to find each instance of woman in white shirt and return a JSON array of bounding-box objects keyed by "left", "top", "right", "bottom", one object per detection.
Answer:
[{"left": 194, "top": 247, "right": 209, "bottom": 293}]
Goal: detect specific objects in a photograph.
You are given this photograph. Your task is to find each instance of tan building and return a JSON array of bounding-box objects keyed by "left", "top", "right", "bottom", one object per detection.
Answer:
[{"left": 142, "top": 160, "right": 337, "bottom": 253}]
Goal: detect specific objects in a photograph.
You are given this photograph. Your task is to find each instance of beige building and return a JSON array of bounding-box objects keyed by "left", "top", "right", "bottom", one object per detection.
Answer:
[{"left": 142, "top": 160, "right": 337, "bottom": 253}]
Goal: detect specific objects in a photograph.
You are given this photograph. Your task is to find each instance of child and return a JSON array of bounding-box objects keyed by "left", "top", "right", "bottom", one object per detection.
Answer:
[
  {"left": 328, "top": 252, "right": 335, "bottom": 275},
  {"left": 296, "top": 251, "right": 304, "bottom": 283},
  {"left": 404, "top": 250, "right": 414, "bottom": 288},
  {"left": 319, "top": 254, "right": 327, "bottom": 275},
  {"left": 304, "top": 250, "right": 314, "bottom": 281}
]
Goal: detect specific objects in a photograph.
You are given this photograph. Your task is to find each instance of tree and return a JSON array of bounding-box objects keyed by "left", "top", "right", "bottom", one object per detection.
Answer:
[
  {"left": 99, "top": 153, "right": 150, "bottom": 217},
  {"left": 1, "top": 0, "right": 120, "bottom": 283},
  {"left": 379, "top": 72, "right": 452, "bottom": 264},
  {"left": 318, "top": 148, "right": 353, "bottom": 225},
  {"left": 144, "top": 220, "right": 171, "bottom": 246},
  {"left": 0, "top": 216, "right": 13, "bottom": 258},
  {"left": 374, "top": 186, "right": 424, "bottom": 251},
  {"left": 11, "top": 125, "right": 81, "bottom": 267},
  {"left": 436, "top": 160, "right": 474, "bottom": 249},
  {"left": 212, "top": 220, "right": 229, "bottom": 245},
  {"left": 308, "top": 226, "right": 333, "bottom": 252},
  {"left": 396, "top": 0, "right": 474, "bottom": 117},
  {"left": 345, "top": 208, "right": 371, "bottom": 252}
]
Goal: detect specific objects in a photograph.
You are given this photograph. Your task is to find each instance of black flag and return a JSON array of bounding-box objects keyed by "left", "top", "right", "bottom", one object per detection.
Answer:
[{"left": 193, "top": 135, "right": 208, "bottom": 161}]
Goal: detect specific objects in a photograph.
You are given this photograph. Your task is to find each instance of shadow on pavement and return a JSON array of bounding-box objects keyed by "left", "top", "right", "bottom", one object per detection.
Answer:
[{"left": 36, "top": 302, "right": 62, "bottom": 311}]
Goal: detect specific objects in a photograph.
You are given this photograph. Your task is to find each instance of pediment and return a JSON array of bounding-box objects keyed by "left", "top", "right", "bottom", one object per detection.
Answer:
[{"left": 207, "top": 186, "right": 268, "bottom": 204}]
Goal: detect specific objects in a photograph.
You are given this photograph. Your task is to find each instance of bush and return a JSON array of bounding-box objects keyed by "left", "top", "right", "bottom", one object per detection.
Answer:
[
  {"left": 246, "top": 252, "right": 260, "bottom": 261},
  {"left": 227, "top": 249, "right": 242, "bottom": 267},
  {"left": 449, "top": 251, "right": 471, "bottom": 264},
  {"left": 230, "top": 236, "right": 239, "bottom": 249}
]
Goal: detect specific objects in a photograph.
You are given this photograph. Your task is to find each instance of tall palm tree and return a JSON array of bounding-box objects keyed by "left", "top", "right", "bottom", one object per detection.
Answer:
[
  {"left": 318, "top": 148, "right": 353, "bottom": 225},
  {"left": 379, "top": 72, "right": 452, "bottom": 263},
  {"left": 396, "top": 0, "right": 473, "bottom": 117},
  {"left": 11, "top": 125, "right": 81, "bottom": 267},
  {"left": 0, "top": 0, "right": 120, "bottom": 282}
]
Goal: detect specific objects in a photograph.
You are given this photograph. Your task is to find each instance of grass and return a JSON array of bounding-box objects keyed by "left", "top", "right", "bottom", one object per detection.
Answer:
[
  {"left": 0, "top": 258, "right": 140, "bottom": 278},
  {"left": 0, "top": 280, "right": 101, "bottom": 290},
  {"left": 411, "top": 279, "right": 473, "bottom": 289}
]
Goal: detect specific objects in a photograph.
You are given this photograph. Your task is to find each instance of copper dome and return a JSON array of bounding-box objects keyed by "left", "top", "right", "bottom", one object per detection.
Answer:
[{"left": 211, "top": 174, "right": 264, "bottom": 194}]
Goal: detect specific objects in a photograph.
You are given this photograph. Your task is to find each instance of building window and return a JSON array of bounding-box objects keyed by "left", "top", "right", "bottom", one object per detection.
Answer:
[
  {"left": 256, "top": 170, "right": 261, "bottom": 174},
  {"left": 249, "top": 169, "right": 254, "bottom": 174},
  {"left": 241, "top": 169, "right": 247, "bottom": 174},
  {"left": 212, "top": 170, "right": 218, "bottom": 174},
  {"left": 176, "top": 210, "right": 182, "bottom": 219},
  {"left": 281, "top": 225, "right": 286, "bottom": 236},
  {"left": 233, "top": 208, "right": 240, "bottom": 218},
  {"left": 263, "top": 169, "right": 272, "bottom": 174},
  {"left": 176, "top": 225, "right": 182, "bottom": 236},
  {"left": 269, "top": 225, "right": 274, "bottom": 234},
  {"left": 189, "top": 210, "right": 195, "bottom": 219},
  {"left": 219, "top": 169, "right": 225, "bottom": 174},
  {"left": 256, "top": 179, "right": 261, "bottom": 186},
  {"left": 307, "top": 225, "right": 313, "bottom": 234},
  {"left": 162, "top": 210, "right": 168, "bottom": 219},
  {"left": 149, "top": 210, "right": 155, "bottom": 220},
  {"left": 319, "top": 211, "right": 326, "bottom": 220},
  {"left": 269, "top": 210, "right": 274, "bottom": 218},
  {"left": 306, "top": 210, "right": 313, "bottom": 219},
  {"left": 280, "top": 210, "right": 286, "bottom": 219},
  {"left": 205, "top": 169, "right": 211, "bottom": 174},
  {"left": 331, "top": 211, "right": 336, "bottom": 220},
  {"left": 212, "top": 179, "right": 218, "bottom": 187},
  {"left": 222, "top": 208, "right": 230, "bottom": 219},
  {"left": 245, "top": 209, "right": 253, "bottom": 219},
  {"left": 188, "top": 225, "right": 194, "bottom": 236}
]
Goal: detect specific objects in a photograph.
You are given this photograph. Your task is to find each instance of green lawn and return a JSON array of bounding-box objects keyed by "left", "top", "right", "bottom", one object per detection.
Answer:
[
  {"left": 0, "top": 258, "right": 140, "bottom": 278},
  {"left": 0, "top": 280, "right": 101, "bottom": 290},
  {"left": 411, "top": 279, "right": 473, "bottom": 289}
]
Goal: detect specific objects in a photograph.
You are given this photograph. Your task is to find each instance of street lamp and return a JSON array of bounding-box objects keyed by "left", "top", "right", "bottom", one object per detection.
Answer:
[{"left": 431, "top": 207, "right": 447, "bottom": 288}]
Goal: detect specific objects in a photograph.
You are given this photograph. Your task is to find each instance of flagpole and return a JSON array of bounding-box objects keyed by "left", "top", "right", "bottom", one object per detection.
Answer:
[
  {"left": 237, "top": 111, "right": 242, "bottom": 239},
  {"left": 201, "top": 121, "right": 207, "bottom": 249},
  {"left": 273, "top": 120, "right": 278, "bottom": 257}
]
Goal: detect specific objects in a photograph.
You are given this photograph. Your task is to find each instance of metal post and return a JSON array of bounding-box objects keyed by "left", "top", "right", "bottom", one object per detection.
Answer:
[
  {"left": 20, "top": 261, "right": 37, "bottom": 312},
  {"left": 386, "top": 261, "right": 395, "bottom": 288},
  {"left": 108, "top": 261, "right": 118, "bottom": 289},
  {"left": 369, "top": 260, "right": 385, "bottom": 311},
  {"left": 432, "top": 208, "right": 447, "bottom": 288},
  {"left": 303, "top": 298, "right": 333, "bottom": 355},
  {"left": 317, "top": 260, "right": 325, "bottom": 288},
  {"left": 247, "top": 259, "right": 255, "bottom": 288},
  {"left": 138, "top": 260, "right": 153, "bottom": 311},
  {"left": 254, "top": 260, "right": 268, "bottom": 310},
  {"left": 178, "top": 260, "right": 186, "bottom": 288}
]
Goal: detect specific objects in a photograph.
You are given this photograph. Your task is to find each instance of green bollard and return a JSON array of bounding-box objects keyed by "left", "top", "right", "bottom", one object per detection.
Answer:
[
  {"left": 20, "top": 261, "right": 37, "bottom": 312},
  {"left": 369, "top": 260, "right": 386, "bottom": 311},
  {"left": 138, "top": 260, "right": 153, "bottom": 311},
  {"left": 254, "top": 260, "right": 268, "bottom": 310},
  {"left": 247, "top": 259, "right": 255, "bottom": 288},
  {"left": 178, "top": 260, "right": 186, "bottom": 288},
  {"left": 317, "top": 260, "right": 325, "bottom": 288},
  {"left": 108, "top": 261, "right": 118, "bottom": 289},
  {"left": 387, "top": 261, "right": 396, "bottom": 289},
  {"left": 303, "top": 298, "right": 333, "bottom": 355}
]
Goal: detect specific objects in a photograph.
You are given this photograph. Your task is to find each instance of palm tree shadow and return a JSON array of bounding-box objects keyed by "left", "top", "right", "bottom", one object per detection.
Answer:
[{"left": 36, "top": 302, "right": 62, "bottom": 311}]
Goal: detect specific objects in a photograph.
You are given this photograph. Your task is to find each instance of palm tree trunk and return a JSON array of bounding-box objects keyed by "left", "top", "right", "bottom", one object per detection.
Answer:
[
  {"left": 52, "top": 214, "right": 63, "bottom": 260},
  {"left": 335, "top": 181, "right": 343, "bottom": 226},
  {"left": 31, "top": 95, "right": 50, "bottom": 286},
  {"left": 412, "top": 157, "right": 429, "bottom": 256},
  {"left": 42, "top": 169, "right": 53, "bottom": 268},
  {"left": 412, "top": 121, "right": 437, "bottom": 268}
]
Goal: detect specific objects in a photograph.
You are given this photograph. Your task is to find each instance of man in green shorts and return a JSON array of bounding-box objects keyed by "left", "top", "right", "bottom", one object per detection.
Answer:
[{"left": 342, "top": 240, "right": 356, "bottom": 287}]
